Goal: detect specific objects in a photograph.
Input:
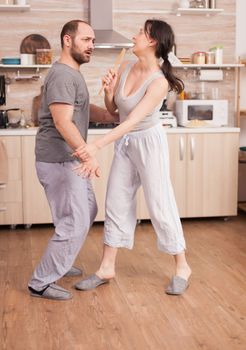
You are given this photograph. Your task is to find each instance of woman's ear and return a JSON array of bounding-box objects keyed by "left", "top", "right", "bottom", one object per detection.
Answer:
[{"left": 148, "top": 39, "right": 157, "bottom": 47}]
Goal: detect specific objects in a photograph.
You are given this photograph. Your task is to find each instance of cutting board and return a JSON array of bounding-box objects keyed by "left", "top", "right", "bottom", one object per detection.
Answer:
[{"left": 20, "top": 34, "right": 51, "bottom": 54}]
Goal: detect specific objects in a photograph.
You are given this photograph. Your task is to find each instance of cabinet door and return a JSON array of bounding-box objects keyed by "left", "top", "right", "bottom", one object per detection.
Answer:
[
  {"left": 21, "top": 136, "right": 52, "bottom": 224},
  {"left": 0, "top": 136, "right": 23, "bottom": 225},
  {"left": 186, "top": 133, "right": 239, "bottom": 217},
  {"left": 167, "top": 133, "right": 187, "bottom": 217},
  {"left": 87, "top": 135, "right": 114, "bottom": 221}
]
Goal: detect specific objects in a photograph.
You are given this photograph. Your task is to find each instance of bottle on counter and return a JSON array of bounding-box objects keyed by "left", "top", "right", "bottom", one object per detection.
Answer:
[
  {"left": 209, "top": 45, "right": 223, "bottom": 64},
  {"left": 20, "top": 110, "right": 26, "bottom": 128},
  {"left": 205, "top": 51, "right": 215, "bottom": 64}
]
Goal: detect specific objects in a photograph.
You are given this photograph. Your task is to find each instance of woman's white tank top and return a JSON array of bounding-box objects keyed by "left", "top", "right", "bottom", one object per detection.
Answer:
[{"left": 114, "top": 61, "right": 164, "bottom": 132}]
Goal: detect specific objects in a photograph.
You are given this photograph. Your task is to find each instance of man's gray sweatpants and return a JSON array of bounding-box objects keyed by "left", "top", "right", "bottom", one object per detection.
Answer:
[{"left": 28, "top": 160, "right": 97, "bottom": 291}]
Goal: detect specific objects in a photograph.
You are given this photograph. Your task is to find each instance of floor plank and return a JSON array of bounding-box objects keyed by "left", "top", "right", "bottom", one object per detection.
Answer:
[{"left": 0, "top": 214, "right": 245, "bottom": 350}]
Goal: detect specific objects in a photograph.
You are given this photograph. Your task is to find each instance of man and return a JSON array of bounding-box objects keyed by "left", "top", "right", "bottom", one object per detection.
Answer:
[{"left": 28, "top": 20, "right": 116, "bottom": 300}]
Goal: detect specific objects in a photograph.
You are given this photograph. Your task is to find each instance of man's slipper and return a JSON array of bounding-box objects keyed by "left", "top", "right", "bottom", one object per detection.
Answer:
[
  {"left": 165, "top": 276, "right": 189, "bottom": 295},
  {"left": 29, "top": 283, "right": 72, "bottom": 300},
  {"left": 64, "top": 266, "right": 82, "bottom": 277},
  {"left": 74, "top": 274, "right": 110, "bottom": 291}
]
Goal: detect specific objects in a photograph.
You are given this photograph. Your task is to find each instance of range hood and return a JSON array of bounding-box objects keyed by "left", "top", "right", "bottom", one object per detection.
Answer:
[{"left": 89, "top": 0, "right": 133, "bottom": 49}]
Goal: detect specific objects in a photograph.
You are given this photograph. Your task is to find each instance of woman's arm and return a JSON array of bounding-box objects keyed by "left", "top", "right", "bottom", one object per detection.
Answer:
[
  {"left": 102, "top": 61, "right": 130, "bottom": 114},
  {"left": 74, "top": 77, "right": 168, "bottom": 160}
]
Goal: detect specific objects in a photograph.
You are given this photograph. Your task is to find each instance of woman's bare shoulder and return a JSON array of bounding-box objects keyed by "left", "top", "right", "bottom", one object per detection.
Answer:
[{"left": 149, "top": 75, "right": 168, "bottom": 92}]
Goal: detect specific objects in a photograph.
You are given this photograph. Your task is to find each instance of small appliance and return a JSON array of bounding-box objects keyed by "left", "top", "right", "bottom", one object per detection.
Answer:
[
  {"left": 158, "top": 99, "right": 177, "bottom": 128},
  {"left": 175, "top": 99, "right": 228, "bottom": 127},
  {"left": 0, "top": 110, "right": 8, "bottom": 129}
]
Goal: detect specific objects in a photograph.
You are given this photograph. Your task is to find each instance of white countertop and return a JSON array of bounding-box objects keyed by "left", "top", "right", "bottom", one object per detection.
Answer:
[{"left": 0, "top": 126, "right": 240, "bottom": 136}]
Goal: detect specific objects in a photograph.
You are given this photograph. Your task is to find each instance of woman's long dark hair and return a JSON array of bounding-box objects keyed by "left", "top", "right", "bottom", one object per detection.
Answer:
[{"left": 144, "top": 19, "right": 184, "bottom": 94}]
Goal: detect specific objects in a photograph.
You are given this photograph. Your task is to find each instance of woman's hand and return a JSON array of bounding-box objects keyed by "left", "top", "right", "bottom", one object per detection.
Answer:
[
  {"left": 102, "top": 68, "right": 118, "bottom": 95},
  {"left": 73, "top": 143, "right": 99, "bottom": 162}
]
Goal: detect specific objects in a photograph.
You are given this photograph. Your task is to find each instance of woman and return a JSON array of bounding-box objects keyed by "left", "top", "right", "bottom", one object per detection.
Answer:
[{"left": 74, "top": 19, "right": 191, "bottom": 295}]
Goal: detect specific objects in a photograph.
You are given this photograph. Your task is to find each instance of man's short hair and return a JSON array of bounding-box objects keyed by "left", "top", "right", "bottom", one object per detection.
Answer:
[{"left": 60, "top": 20, "right": 88, "bottom": 48}]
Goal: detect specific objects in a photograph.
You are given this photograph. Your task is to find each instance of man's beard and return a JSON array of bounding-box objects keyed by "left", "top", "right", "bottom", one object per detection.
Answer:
[{"left": 70, "top": 42, "right": 92, "bottom": 65}]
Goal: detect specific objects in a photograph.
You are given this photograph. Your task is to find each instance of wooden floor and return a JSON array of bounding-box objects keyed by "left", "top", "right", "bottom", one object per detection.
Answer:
[{"left": 0, "top": 214, "right": 245, "bottom": 350}]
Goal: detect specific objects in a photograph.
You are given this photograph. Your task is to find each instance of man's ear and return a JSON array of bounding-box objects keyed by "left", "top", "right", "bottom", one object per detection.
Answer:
[{"left": 63, "top": 34, "right": 71, "bottom": 48}]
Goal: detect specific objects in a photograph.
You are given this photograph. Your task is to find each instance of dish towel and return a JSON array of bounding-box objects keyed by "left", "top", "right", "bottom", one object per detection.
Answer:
[{"left": 0, "top": 139, "right": 8, "bottom": 185}]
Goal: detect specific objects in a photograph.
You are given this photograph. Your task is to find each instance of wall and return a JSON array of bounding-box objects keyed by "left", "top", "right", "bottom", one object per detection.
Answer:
[{"left": 0, "top": 0, "right": 237, "bottom": 125}]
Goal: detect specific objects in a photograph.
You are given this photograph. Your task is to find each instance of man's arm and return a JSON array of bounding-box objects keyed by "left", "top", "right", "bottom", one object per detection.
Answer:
[
  {"left": 89, "top": 104, "right": 119, "bottom": 124},
  {"left": 50, "top": 103, "right": 86, "bottom": 150},
  {"left": 50, "top": 103, "right": 100, "bottom": 178}
]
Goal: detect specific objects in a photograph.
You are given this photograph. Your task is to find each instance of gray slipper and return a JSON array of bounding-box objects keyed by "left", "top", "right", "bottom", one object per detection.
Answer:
[
  {"left": 29, "top": 283, "right": 73, "bottom": 300},
  {"left": 64, "top": 266, "right": 82, "bottom": 277},
  {"left": 74, "top": 274, "right": 110, "bottom": 291},
  {"left": 165, "top": 276, "right": 189, "bottom": 295}
]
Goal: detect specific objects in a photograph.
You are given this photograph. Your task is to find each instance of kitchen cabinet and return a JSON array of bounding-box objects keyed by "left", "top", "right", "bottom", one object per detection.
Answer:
[
  {"left": 0, "top": 129, "right": 240, "bottom": 227},
  {"left": 21, "top": 136, "right": 52, "bottom": 225},
  {"left": 21, "top": 134, "right": 114, "bottom": 224},
  {"left": 138, "top": 131, "right": 239, "bottom": 218},
  {"left": 0, "top": 136, "right": 23, "bottom": 225}
]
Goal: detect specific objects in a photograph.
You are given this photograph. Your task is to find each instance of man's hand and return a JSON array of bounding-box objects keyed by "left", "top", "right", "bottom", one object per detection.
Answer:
[
  {"left": 73, "top": 142, "right": 99, "bottom": 162},
  {"left": 73, "top": 156, "right": 100, "bottom": 179}
]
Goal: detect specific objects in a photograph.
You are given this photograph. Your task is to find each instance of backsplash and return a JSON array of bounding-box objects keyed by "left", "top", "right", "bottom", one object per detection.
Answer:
[{"left": 0, "top": 0, "right": 237, "bottom": 126}]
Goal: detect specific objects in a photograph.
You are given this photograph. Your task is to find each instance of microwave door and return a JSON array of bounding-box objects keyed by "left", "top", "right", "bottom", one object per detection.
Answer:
[{"left": 188, "top": 105, "right": 213, "bottom": 120}]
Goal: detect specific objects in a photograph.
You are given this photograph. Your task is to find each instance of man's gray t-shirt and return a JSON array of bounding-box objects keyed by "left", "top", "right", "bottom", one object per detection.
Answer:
[{"left": 35, "top": 62, "right": 89, "bottom": 163}]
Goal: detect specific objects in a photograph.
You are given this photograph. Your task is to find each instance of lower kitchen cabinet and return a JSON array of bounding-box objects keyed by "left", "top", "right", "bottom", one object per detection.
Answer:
[
  {"left": 21, "top": 135, "right": 114, "bottom": 224},
  {"left": 0, "top": 130, "right": 240, "bottom": 227},
  {"left": 168, "top": 132, "right": 239, "bottom": 218},
  {"left": 139, "top": 131, "right": 239, "bottom": 218},
  {"left": 0, "top": 136, "right": 23, "bottom": 225}
]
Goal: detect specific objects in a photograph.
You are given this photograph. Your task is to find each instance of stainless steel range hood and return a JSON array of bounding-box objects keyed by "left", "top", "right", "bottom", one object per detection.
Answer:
[{"left": 89, "top": 0, "right": 133, "bottom": 49}]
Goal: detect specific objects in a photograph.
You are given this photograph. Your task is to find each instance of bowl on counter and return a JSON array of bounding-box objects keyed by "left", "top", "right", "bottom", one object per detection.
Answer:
[{"left": 1, "top": 57, "right": 21, "bottom": 65}]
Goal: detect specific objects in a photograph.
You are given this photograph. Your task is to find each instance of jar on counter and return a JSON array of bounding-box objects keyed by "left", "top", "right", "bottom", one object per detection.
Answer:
[
  {"left": 192, "top": 51, "right": 206, "bottom": 65},
  {"left": 205, "top": 51, "right": 215, "bottom": 64},
  {"left": 36, "top": 49, "right": 52, "bottom": 65}
]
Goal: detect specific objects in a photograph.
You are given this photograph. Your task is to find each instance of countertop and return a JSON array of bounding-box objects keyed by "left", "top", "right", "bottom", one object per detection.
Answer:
[{"left": 0, "top": 126, "right": 240, "bottom": 136}]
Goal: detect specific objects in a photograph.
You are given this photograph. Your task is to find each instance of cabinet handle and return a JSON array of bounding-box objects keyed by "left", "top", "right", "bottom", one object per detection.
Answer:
[
  {"left": 179, "top": 136, "right": 184, "bottom": 161},
  {"left": 190, "top": 137, "right": 195, "bottom": 160},
  {"left": 0, "top": 207, "right": 7, "bottom": 212}
]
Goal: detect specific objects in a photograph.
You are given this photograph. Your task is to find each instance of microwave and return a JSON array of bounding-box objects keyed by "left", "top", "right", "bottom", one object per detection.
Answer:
[{"left": 175, "top": 100, "right": 228, "bottom": 127}]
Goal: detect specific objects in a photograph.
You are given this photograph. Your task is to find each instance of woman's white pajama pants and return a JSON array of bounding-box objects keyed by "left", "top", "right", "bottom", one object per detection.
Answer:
[{"left": 104, "top": 123, "right": 186, "bottom": 255}]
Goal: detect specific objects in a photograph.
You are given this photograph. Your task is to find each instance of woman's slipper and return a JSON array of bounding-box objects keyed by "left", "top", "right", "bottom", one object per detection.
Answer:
[
  {"left": 165, "top": 276, "right": 189, "bottom": 295},
  {"left": 74, "top": 274, "right": 110, "bottom": 291}
]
